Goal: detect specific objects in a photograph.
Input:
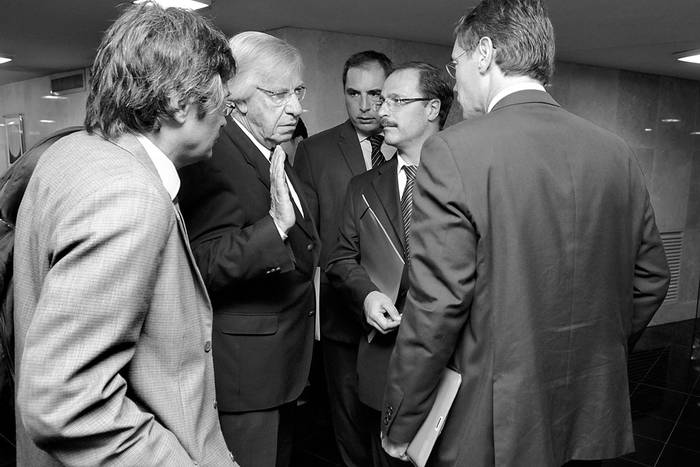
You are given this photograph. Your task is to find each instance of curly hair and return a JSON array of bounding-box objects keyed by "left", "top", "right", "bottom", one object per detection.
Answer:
[{"left": 84, "top": 2, "right": 236, "bottom": 138}]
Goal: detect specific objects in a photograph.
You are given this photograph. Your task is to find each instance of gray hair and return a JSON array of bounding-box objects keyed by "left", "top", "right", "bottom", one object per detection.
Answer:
[{"left": 227, "top": 31, "right": 303, "bottom": 102}]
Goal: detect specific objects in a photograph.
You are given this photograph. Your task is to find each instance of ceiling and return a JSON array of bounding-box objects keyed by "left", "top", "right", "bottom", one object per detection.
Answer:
[{"left": 1, "top": 0, "right": 699, "bottom": 86}]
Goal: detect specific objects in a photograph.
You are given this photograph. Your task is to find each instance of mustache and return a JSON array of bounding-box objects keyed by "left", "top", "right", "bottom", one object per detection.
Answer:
[{"left": 380, "top": 118, "right": 397, "bottom": 128}]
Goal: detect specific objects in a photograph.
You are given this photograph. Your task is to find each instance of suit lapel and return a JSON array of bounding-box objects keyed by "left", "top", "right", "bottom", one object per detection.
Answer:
[
  {"left": 338, "top": 120, "right": 367, "bottom": 176},
  {"left": 224, "top": 118, "right": 272, "bottom": 189},
  {"left": 285, "top": 160, "right": 318, "bottom": 241},
  {"left": 369, "top": 157, "right": 406, "bottom": 257},
  {"left": 225, "top": 118, "right": 318, "bottom": 242}
]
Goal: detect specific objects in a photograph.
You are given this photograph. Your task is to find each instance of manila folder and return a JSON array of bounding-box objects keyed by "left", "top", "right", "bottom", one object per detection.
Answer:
[{"left": 406, "top": 367, "right": 462, "bottom": 467}]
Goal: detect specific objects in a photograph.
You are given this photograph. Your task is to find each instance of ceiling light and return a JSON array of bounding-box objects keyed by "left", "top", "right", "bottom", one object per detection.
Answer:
[
  {"left": 690, "top": 131, "right": 700, "bottom": 135},
  {"left": 42, "top": 93, "right": 68, "bottom": 100},
  {"left": 39, "top": 120, "right": 56, "bottom": 124},
  {"left": 674, "top": 49, "right": 700, "bottom": 64},
  {"left": 643, "top": 128, "right": 653, "bottom": 132},
  {"left": 661, "top": 118, "right": 681, "bottom": 123},
  {"left": 133, "top": 0, "right": 211, "bottom": 10},
  {"left": 0, "top": 56, "right": 11, "bottom": 65}
]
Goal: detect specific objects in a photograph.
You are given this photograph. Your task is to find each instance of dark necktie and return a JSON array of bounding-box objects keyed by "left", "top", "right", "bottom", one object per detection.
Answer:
[
  {"left": 369, "top": 134, "right": 385, "bottom": 169},
  {"left": 401, "top": 165, "right": 417, "bottom": 255}
]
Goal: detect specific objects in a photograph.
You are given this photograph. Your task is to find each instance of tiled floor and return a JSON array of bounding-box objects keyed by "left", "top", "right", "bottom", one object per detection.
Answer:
[
  {"left": 1, "top": 321, "right": 699, "bottom": 467},
  {"left": 601, "top": 319, "right": 700, "bottom": 467}
]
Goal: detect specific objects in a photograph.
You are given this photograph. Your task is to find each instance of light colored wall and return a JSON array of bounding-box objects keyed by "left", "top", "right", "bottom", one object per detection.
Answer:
[{"left": 0, "top": 74, "right": 87, "bottom": 174}]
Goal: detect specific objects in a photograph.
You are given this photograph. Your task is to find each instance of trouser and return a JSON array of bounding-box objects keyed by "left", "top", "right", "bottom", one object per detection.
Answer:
[
  {"left": 323, "top": 338, "right": 372, "bottom": 467},
  {"left": 219, "top": 402, "right": 296, "bottom": 467}
]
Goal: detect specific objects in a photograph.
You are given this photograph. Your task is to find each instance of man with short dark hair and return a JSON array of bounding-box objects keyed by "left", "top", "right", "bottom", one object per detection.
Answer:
[
  {"left": 327, "top": 62, "right": 453, "bottom": 467},
  {"left": 294, "top": 50, "right": 393, "bottom": 467},
  {"left": 178, "top": 31, "right": 319, "bottom": 467},
  {"left": 13, "top": 3, "right": 236, "bottom": 466},
  {"left": 381, "top": 1, "right": 670, "bottom": 466}
]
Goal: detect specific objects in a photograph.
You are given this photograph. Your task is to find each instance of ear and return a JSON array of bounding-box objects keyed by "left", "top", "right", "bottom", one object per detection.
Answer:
[
  {"left": 426, "top": 99, "right": 441, "bottom": 123},
  {"left": 172, "top": 101, "right": 190, "bottom": 125},
  {"left": 477, "top": 36, "right": 495, "bottom": 73}
]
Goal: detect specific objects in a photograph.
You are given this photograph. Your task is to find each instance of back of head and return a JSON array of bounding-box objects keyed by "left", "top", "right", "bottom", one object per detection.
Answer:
[
  {"left": 392, "top": 62, "right": 454, "bottom": 129},
  {"left": 84, "top": 2, "right": 236, "bottom": 139},
  {"left": 227, "top": 31, "right": 303, "bottom": 102},
  {"left": 455, "top": 0, "right": 555, "bottom": 84},
  {"left": 343, "top": 50, "right": 393, "bottom": 86}
]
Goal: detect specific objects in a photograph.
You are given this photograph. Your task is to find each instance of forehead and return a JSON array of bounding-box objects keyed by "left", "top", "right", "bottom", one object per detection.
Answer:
[
  {"left": 260, "top": 68, "right": 304, "bottom": 90},
  {"left": 382, "top": 68, "right": 421, "bottom": 96},
  {"left": 345, "top": 63, "right": 387, "bottom": 90}
]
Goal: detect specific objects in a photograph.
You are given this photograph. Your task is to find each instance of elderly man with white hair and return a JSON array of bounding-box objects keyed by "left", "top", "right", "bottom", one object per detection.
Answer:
[{"left": 178, "top": 31, "right": 320, "bottom": 467}]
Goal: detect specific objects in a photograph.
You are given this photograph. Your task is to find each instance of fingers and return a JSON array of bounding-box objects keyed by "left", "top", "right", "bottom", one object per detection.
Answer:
[{"left": 269, "top": 146, "right": 287, "bottom": 193}]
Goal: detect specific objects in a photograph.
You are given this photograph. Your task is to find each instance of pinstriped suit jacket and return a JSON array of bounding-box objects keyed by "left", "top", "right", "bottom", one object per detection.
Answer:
[{"left": 13, "top": 131, "right": 234, "bottom": 466}]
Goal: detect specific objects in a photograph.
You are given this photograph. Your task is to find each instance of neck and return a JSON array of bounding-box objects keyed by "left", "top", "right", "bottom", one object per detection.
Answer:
[
  {"left": 485, "top": 75, "right": 543, "bottom": 109},
  {"left": 143, "top": 129, "right": 183, "bottom": 168},
  {"left": 397, "top": 146, "right": 421, "bottom": 166}
]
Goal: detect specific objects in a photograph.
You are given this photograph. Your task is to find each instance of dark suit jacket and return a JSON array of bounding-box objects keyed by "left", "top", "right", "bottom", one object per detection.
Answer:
[
  {"left": 178, "top": 119, "right": 320, "bottom": 413},
  {"left": 382, "top": 91, "right": 670, "bottom": 467},
  {"left": 326, "top": 157, "right": 408, "bottom": 410},
  {"left": 294, "top": 120, "right": 369, "bottom": 344}
]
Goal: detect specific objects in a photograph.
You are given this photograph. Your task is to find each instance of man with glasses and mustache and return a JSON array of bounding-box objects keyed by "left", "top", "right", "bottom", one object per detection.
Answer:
[
  {"left": 294, "top": 50, "right": 393, "bottom": 467},
  {"left": 327, "top": 62, "right": 453, "bottom": 467},
  {"left": 178, "top": 31, "right": 320, "bottom": 467}
]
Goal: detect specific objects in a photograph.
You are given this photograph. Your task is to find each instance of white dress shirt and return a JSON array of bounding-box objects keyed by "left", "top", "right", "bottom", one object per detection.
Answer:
[
  {"left": 396, "top": 154, "right": 417, "bottom": 198},
  {"left": 487, "top": 82, "right": 547, "bottom": 113},
  {"left": 136, "top": 134, "right": 180, "bottom": 200}
]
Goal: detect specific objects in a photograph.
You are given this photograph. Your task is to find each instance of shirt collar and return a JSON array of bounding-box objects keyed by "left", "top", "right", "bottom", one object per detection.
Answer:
[
  {"left": 396, "top": 153, "right": 415, "bottom": 171},
  {"left": 487, "top": 82, "right": 547, "bottom": 113},
  {"left": 232, "top": 117, "right": 273, "bottom": 161},
  {"left": 136, "top": 134, "right": 180, "bottom": 201}
]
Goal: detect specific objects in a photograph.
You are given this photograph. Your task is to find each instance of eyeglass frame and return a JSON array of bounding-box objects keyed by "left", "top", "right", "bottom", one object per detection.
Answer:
[
  {"left": 256, "top": 85, "right": 307, "bottom": 106},
  {"left": 222, "top": 101, "right": 235, "bottom": 117},
  {"left": 445, "top": 49, "right": 467, "bottom": 79},
  {"left": 372, "top": 96, "right": 434, "bottom": 111}
]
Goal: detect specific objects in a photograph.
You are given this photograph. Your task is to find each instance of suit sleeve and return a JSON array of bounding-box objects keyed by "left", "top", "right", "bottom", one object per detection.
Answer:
[
  {"left": 629, "top": 165, "right": 670, "bottom": 350},
  {"left": 326, "top": 178, "right": 378, "bottom": 323},
  {"left": 382, "top": 135, "right": 477, "bottom": 443},
  {"left": 17, "top": 180, "right": 194, "bottom": 466}
]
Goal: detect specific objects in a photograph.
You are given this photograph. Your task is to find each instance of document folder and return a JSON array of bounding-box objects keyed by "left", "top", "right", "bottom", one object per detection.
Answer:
[
  {"left": 406, "top": 367, "right": 462, "bottom": 467},
  {"left": 360, "top": 194, "right": 404, "bottom": 343}
]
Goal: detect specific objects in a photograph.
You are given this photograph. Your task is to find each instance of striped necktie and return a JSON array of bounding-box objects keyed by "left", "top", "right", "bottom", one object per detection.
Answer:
[
  {"left": 369, "top": 133, "right": 385, "bottom": 169},
  {"left": 400, "top": 164, "right": 417, "bottom": 255}
]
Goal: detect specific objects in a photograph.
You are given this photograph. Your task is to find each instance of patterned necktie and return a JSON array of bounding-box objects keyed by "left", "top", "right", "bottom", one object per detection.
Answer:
[
  {"left": 369, "top": 133, "right": 385, "bottom": 169},
  {"left": 401, "top": 165, "right": 417, "bottom": 254}
]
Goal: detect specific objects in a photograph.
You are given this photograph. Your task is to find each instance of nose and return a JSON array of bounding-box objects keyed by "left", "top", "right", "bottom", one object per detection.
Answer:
[
  {"left": 285, "top": 94, "right": 303, "bottom": 117},
  {"left": 378, "top": 101, "right": 389, "bottom": 118},
  {"left": 359, "top": 93, "right": 371, "bottom": 112}
]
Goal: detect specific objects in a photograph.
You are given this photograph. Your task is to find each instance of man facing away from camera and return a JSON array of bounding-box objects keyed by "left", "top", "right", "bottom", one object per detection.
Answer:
[
  {"left": 381, "top": 0, "right": 670, "bottom": 466},
  {"left": 13, "top": 3, "right": 237, "bottom": 466}
]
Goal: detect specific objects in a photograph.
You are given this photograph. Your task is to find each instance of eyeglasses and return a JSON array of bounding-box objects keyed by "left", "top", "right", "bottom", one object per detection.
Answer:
[
  {"left": 445, "top": 50, "right": 467, "bottom": 79},
  {"left": 222, "top": 101, "right": 235, "bottom": 117},
  {"left": 372, "top": 96, "right": 432, "bottom": 111},
  {"left": 256, "top": 86, "right": 307, "bottom": 106}
]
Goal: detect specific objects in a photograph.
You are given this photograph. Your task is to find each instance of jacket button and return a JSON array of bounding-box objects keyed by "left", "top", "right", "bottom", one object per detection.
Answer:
[
  {"left": 204, "top": 341, "right": 212, "bottom": 352},
  {"left": 308, "top": 310, "right": 315, "bottom": 317},
  {"left": 306, "top": 243, "right": 313, "bottom": 251}
]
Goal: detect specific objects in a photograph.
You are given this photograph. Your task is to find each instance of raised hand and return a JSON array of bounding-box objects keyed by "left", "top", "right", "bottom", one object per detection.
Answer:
[{"left": 268, "top": 146, "right": 295, "bottom": 234}]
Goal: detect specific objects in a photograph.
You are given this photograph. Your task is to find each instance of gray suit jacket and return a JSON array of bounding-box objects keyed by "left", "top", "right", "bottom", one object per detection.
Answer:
[
  {"left": 13, "top": 131, "right": 234, "bottom": 466},
  {"left": 382, "top": 91, "right": 670, "bottom": 466}
]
